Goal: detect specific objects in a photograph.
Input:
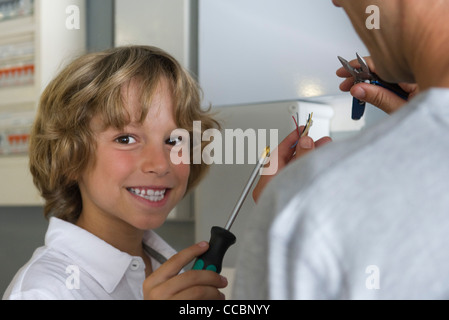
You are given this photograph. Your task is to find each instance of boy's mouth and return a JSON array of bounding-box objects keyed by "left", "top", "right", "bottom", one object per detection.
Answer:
[{"left": 127, "top": 187, "right": 168, "bottom": 202}]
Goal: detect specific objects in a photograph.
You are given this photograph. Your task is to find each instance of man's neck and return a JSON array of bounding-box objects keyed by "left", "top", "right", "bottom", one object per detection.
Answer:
[
  {"left": 412, "top": 51, "right": 449, "bottom": 92},
  {"left": 403, "top": 2, "right": 449, "bottom": 91}
]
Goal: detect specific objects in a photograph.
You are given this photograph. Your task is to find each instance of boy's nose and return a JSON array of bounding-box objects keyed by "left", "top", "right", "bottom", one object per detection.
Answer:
[{"left": 141, "top": 145, "right": 170, "bottom": 177}]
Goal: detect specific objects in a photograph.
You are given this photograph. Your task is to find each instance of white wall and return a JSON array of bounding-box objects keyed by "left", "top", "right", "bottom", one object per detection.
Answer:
[
  {"left": 199, "top": 0, "right": 367, "bottom": 107},
  {"left": 115, "top": 0, "right": 197, "bottom": 72}
]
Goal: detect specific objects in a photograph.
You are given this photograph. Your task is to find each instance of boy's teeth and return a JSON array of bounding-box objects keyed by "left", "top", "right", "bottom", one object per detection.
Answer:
[{"left": 128, "top": 188, "right": 166, "bottom": 201}]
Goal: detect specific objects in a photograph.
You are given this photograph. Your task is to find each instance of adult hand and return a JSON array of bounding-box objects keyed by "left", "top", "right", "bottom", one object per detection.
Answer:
[
  {"left": 143, "top": 242, "right": 227, "bottom": 300},
  {"left": 252, "top": 128, "right": 332, "bottom": 203},
  {"left": 336, "top": 56, "right": 419, "bottom": 114}
]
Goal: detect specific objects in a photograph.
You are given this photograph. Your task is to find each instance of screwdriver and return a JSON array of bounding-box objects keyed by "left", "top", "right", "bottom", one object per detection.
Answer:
[{"left": 192, "top": 146, "right": 271, "bottom": 274}]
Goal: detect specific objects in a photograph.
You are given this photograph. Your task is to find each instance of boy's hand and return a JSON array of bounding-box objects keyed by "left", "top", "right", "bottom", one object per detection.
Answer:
[
  {"left": 252, "top": 128, "right": 332, "bottom": 203},
  {"left": 143, "top": 242, "right": 227, "bottom": 300},
  {"left": 336, "top": 55, "right": 419, "bottom": 114}
]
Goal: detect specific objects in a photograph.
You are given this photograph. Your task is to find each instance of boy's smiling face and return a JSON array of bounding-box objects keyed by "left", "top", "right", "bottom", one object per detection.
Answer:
[{"left": 78, "top": 77, "right": 190, "bottom": 231}]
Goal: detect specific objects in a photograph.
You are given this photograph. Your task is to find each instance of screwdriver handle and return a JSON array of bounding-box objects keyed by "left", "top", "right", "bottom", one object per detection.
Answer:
[{"left": 192, "top": 226, "right": 236, "bottom": 274}]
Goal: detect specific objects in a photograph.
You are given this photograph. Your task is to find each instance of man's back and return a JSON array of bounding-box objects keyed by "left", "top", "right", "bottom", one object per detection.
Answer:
[{"left": 234, "top": 89, "right": 449, "bottom": 299}]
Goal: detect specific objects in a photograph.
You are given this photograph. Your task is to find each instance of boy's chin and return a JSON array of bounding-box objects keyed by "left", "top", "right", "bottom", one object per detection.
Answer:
[{"left": 129, "top": 211, "right": 173, "bottom": 231}]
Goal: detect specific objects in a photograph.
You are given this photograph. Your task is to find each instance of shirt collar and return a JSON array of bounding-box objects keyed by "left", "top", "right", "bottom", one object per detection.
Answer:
[{"left": 45, "top": 217, "right": 174, "bottom": 294}]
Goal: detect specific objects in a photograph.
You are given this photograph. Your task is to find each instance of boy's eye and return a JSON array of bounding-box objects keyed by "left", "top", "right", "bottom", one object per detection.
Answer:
[
  {"left": 115, "top": 135, "right": 137, "bottom": 145},
  {"left": 166, "top": 136, "right": 183, "bottom": 146}
]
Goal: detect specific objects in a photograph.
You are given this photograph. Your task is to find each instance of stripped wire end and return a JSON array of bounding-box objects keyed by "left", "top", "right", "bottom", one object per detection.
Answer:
[
  {"left": 292, "top": 113, "right": 301, "bottom": 138},
  {"left": 290, "top": 112, "right": 314, "bottom": 149},
  {"left": 301, "top": 112, "right": 314, "bottom": 137}
]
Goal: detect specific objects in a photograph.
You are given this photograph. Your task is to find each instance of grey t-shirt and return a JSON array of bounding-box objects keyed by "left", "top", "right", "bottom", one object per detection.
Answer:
[{"left": 233, "top": 88, "right": 449, "bottom": 299}]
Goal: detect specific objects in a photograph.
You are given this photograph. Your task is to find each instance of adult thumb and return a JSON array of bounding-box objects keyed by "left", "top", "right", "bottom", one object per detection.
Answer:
[{"left": 351, "top": 82, "right": 407, "bottom": 115}]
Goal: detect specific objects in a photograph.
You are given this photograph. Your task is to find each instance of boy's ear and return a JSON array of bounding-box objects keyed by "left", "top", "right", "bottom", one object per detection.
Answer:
[
  {"left": 66, "top": 171, "right": 80, "bottom": 184},
  {"left": 61, "top": 130, "right": 97, "bottom": 185},
  {"left": 66, "top": 155, "right": 97, "bottom": 185}
]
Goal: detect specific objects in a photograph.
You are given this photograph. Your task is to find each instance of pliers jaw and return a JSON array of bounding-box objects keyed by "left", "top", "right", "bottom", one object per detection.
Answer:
[
  {"left": 338, "top": 54, "right": 373, "bottom": 83},
  {"left": 338, "top": 53, "right": 409, "bottom": 120}
]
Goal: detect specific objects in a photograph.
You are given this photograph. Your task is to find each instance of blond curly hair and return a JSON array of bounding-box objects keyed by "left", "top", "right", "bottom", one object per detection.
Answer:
[{"left": 30, "top": 45, "right": 219, "bottom": 223}]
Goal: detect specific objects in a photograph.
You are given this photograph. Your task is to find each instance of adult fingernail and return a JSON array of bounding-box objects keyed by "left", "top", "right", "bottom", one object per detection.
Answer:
[
  {"left": 299, "top": 137, "right": 313, "bottom": 149},
  {"left": 221, "top": 276, "right": 228, "bottom": 285},
  {"left": 353, "top": 86, "right": 366, "bottom": 100}
]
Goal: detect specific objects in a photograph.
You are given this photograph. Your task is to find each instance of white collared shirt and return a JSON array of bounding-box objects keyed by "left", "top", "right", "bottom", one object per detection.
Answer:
[{"left": 3, "top": 217, "right": 177, "bottom": 300}]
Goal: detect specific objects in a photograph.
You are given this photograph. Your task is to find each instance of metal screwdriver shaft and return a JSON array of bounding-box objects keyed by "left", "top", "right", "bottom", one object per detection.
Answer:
[{"left": 224, "top": 146, "right": 271, "bottom": 230}]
